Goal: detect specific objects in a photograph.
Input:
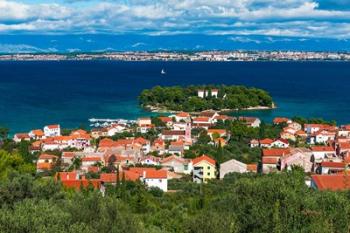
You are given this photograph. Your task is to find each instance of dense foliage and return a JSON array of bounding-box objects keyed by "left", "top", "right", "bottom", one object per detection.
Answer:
[
  {"left": 139, "top": 85, "right": 273, "bottom": 112},
  {"left": 0, "top": 168, "right": 349, "bottom": 233}
]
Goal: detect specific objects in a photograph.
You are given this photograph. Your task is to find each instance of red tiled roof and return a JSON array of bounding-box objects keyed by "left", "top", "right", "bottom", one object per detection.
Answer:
[
  {"left": 321, "top": 162, "right": 346, "bottom": 169},
  {"left": 159, "top": 117, "right": 173, "bottom": 123},
  {"left": 47, "top": 124, "right": 60, "bottom": 129},
  {"left": 262, "top": 148, "right": 290, "bottom": 157},
  {"left": 81, "top": 157, "right": 101, "bottom": 162},
  {"left": 176, "top": 112, "right": 190, "bottom": 117},
  {"left": 38, "top": 154, "right": 58, "bottom": 160},
  {"left": 311, "top": 146, "right": 334, "bottom": 152},
  {"left": 312, "top": 174, "right": 350, "bottom": 191},
  {"left": 31, "top": 129, "right": 44, "bottom": 136},
  {"left": 260, "top": 138, "right": 274, "bottom": 144},
  {"left": 247, "top": 163, "right": 257, "bottom": 172},
  {"left": 262, "top": 157, "right": 279, "bottom": 164},
  {"left": 161, "top": 155, "right": 186, "bottom": 164},
  {"left": 192, "top": 154, "right": 216, "bottom": 166},
  {"left": 57, "top": 172, "right": 77, "bottom": 181},
  {"left": 193, "top": 117, "right": 210, "bottom": 122},
  {"left": 61, "top": 179, "right": 101, "bottom": 190},
  {"left": 273, "top": 117, "right": 290, "bottom": 124},
  {"left": 162, "top": 130, "right": 185, "bottom": 136},
  {"left": 144, "top": 170, "right": 167, "bottom": 179},
  {"left": 207, "top": 129, "right": 226, "bottom": 135}
]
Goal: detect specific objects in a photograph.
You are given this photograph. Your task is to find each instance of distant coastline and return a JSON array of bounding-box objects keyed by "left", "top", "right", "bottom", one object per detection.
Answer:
[{"left": 1, "top": 51, "right": 350, "bottom": 62}]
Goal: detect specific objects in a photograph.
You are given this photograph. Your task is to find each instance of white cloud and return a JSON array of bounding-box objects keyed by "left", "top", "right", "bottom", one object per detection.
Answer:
[{"left": 1, "top": 0, "right": 350, "bottom": 38}]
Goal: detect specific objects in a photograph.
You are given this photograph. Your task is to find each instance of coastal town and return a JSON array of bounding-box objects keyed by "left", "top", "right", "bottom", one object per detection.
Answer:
[
  {"left": 2, "top": 51, "right": 350, "bottom": 62},
  {"left": 11, "top": 88, "right": 350, "bottom": 192}
]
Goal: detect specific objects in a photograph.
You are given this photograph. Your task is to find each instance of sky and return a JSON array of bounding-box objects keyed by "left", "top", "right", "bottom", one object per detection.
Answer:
[{"left": 1, "top": 0, "right": 350, "bottom": 52}]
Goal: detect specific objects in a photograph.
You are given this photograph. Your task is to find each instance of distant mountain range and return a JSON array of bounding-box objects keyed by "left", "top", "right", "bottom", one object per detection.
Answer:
[{"left": 0, "top": 34, "right": 349, "bottom": 53}]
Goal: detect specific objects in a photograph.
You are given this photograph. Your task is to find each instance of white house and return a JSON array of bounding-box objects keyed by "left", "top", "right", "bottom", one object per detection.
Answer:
[
  {"left": 161, "top": 155, "right": 192, "bottom": 174},
  {"left": 271, "top": 139, "right": 290, "bottom": 148},
  {"left": 140, "top": 156, "right": 161, "bottom": 166},
  {"left": 137, "top": 169, "right": 168, "bottom": 192},
  {"left": 44, "top": 124, "right": 61, "bottom": 137},
  {"left": 311, "top": 146, "right": 336, "bottom": 162},
  {"left": 239, "top": 117, "right": 261, "bottom": 128},
  {"left": 107, "top": 124, "right": 126, "bottom": 136},
  {"left": 198, "top": 89, "right": 205, "bottom": 98},
  {"left": 161, "top": 130, "right": 185, "bottom": 141},
  {"left": 174, "top": 112, "right": 191, "bottom": 122},
  {"left": 315, "top": 131, "right": 336, "bottom": 144},
  {"left": 13, "top": 133, "right": 31, "bottom": 143}
]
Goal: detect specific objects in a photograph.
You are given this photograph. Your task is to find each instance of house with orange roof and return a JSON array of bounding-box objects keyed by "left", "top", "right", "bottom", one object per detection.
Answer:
[
  {"left": 238, "top": 117, "right": 261, "bottom": 128},
  {"left": 161, "top": 130, "right": 185, "bottom": 141},
  {"left": 140, "top": 155, "right": 161, "bottom": 166},
  {"left": 312, "top": 130, "right": 336, "bottom": 145},
  {"left": 81, "top": 157, "right": 103, "bottom": 172},
  {"left": 36, "top": 153, "right": 58, "bottom": 172},
  {"left": 152, "top": 138, "right": 165, "bottom": 155},
  {"left": 319, "top": 161, "right": 348, "bottom": 174},
  {"left": 280, "top": 131, "right": 296, "bottom": 141},
  {"left": 56, "top": 172, "right": 101, "bottom": 190},
  {"left": 295, "top": 130, "right": 307, "bottom": 138},
  {"left": 271, "top": 138, "right": 290, "bottom": 148},
  {"left": 273, "top": 117, "right": 292, "bottom": 125},
  {"left": 262, "top": 148, "right": 290, "bottom": 173},
  {"left": 338, "top": 125, "right": 350, "bottom": 137},
  {"left": 311, "top": 146, "right": 336, "bottom": 162},
  {"left": 311, "top": 174, "right": 350, "bottom": 191},
  {"left": 207, "top": 129, "right": 227, "bottom": 139},
  {"left": 29, "top": 129, "right": 45, "bottom": 140},
  {"left": 61, "top": 152, "right": 76, "bottom": 166},
  {"left": 192, "top": 155, "right": 217, "bottom": 183},
  {"left": 192, "top": 117, "right": 212, "bottom": 129},
  {"left": 129, "top": 167, "right": 168, "bottom": 191},
  {"left": 44, "top": 124, "right": 61, "bottom": 137},
  {"left": 168, "top": 140, "right": 185, "bottom": 155},
  {"left": 13, "top": 133, "right": 31, "bottom": 143},
  {"left": 304, "top": 124, "right": 337, "bottom": 135},
  {"left": 199, "top": 110, "right": 219, "bottom": 123},
  {"left": 106, "top": 124, "right": 126, "bottom": 136},
  {"left": 158, "top": 116, "right": 173, "bottom": 127},
  {"left": 100, "top": 171, "right": 140, "bottom": 184},
  {"left": 174, "top": 112, "right": 191, "bottom": 123},
  {"left": 90, "top": 127, "right": 108, "bottom": 139},
  {"left": 259, "top": 138, "right": 274, "bottom": 148}
]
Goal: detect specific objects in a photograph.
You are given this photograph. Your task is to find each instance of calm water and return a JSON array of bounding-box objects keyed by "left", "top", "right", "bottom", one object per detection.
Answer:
[{"left": 1, "top": 60, "right": 350, "bottom": 133}]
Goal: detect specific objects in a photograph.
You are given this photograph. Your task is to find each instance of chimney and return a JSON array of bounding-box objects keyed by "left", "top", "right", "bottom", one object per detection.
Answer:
[{"left": 143, "top": 170, "right": 146, "bottom": 179}]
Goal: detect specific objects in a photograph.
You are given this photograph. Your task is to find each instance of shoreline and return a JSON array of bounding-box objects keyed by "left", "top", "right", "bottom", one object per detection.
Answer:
[{"left": 144, "top": 103, "right": 277, "bottom": 115}]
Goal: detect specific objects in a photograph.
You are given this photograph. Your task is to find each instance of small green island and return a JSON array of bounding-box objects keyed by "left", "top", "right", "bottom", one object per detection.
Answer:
[{"left": 139, "top": 85, "right": 274, "bottom": 112}]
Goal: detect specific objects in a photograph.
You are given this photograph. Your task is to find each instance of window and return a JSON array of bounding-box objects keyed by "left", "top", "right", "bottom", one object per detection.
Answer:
[
  {"left": 207, "top": 166, "right": 210, "bottom": 170},
  {"left": 207, "top": 172, "right": 210, "bottom": 176},
  {"left": 184, "top": 165, "right": 188, "bottom": 170},
  {"left": 159, "top": 179, "right": 162, "bottom": 182}
]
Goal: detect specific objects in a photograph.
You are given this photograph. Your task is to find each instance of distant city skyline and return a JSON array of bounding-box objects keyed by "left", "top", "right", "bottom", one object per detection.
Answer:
[{"left": 1, "top": 0, "right": 350, "bottom": 52}]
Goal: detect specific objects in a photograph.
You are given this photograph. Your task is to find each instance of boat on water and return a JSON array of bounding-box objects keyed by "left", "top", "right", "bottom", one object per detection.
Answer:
[{"left": 161, "top": 69, "right": 166, "bottom": 75}]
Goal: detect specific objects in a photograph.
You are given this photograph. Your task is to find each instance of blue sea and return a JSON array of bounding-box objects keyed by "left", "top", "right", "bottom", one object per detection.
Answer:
[{"left": 0, "top": 60, "right": 349, "bottom": 133}]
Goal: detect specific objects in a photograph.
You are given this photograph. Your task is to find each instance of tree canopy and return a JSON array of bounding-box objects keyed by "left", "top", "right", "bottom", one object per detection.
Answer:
[{"left": 139, "top": 85, "right": 273, "bottom": 112}]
